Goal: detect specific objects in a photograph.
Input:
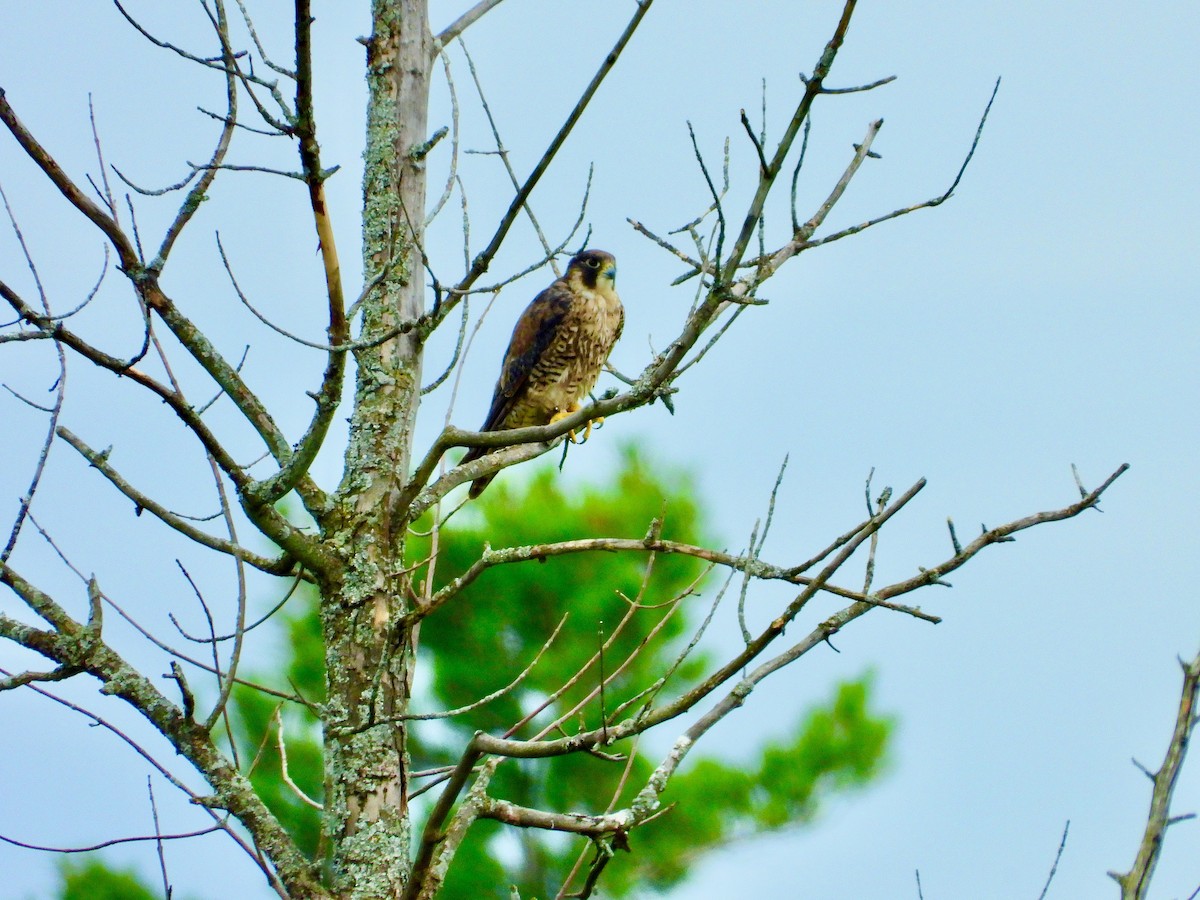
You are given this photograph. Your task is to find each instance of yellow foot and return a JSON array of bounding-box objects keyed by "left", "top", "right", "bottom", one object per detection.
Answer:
[
  {"left": 548, "top": 406, "right": 605, "bottom": 444},
  {"left": 578, "top": 416, "right": 605, "bottom": 443}
]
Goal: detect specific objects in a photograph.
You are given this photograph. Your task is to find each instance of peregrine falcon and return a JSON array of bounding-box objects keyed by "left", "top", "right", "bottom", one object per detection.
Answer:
[{"left": 461, "top": 250, "right": 624, "bottom": 498}]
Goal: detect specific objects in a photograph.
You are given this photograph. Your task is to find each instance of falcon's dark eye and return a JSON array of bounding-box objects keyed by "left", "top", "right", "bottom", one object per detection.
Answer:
[{"left": 585, "top": 258, "right": 600, "bottom": 269}]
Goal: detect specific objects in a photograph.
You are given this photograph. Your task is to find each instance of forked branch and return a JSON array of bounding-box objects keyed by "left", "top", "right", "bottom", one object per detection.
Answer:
[
  {"left": 0, "top": 563, "right": 326, "bottom": 896},
  {"left": 448, "top": 0, "right": 654, "bottom": 301},
  {"left": 403, "top": 463, "right": 1126, "bottom": 898},
  {"left": 406, "top": 0, "right": 879, "bottom": 511},
  {"left": 245, "top": 0, "right": 348, "bottom": 512}
]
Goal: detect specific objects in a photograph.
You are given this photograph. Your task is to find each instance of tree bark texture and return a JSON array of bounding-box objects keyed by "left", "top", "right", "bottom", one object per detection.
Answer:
[{"left": 322, "top": 2, "right": 430, "bottom": 896}]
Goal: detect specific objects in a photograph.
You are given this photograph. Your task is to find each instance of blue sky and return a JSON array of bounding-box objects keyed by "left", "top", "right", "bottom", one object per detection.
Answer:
[{"left": 2, "top": 2, "right": 1197, "bottom": 897}]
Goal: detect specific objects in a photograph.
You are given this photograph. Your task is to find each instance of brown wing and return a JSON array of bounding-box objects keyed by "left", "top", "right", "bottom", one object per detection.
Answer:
[
  {"left": 461, "top": 280, "right": 574, "bottom": 475},
  {"left": 478, "top": 280, "right": 574, "bottom": 434}
]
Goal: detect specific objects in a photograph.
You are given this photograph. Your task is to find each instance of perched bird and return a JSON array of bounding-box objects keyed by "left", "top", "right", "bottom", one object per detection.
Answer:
[{"left": 462, "top": 249, "right": 624, "bottom": 498}]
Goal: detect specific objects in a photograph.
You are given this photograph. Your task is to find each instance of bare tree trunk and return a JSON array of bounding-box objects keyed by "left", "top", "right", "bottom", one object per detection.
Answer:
[{"left": 322, "top": 2, "right": 431, "bottom": 895}]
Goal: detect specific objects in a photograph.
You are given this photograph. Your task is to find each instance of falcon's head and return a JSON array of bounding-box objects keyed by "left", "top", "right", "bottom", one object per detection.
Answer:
[{"left": 567, "top": 249, "right": 617, "bottom": 291}]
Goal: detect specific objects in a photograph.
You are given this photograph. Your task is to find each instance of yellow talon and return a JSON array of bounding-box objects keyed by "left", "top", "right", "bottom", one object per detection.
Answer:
[
  {"left": 580, "top": 416, "right": 604, "bottom": 442},
  {"left": 548, "top": 405, "right": 605, "bottom": 444}
]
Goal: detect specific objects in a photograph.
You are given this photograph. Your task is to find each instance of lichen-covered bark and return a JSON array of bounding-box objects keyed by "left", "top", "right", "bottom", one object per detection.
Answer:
[{"left": 322, "top": 1, "right": 431, "bottom": 896}]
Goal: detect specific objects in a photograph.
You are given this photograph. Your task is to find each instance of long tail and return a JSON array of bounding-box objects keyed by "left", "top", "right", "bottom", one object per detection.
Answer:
[
  {"left": 468, "top": 473, "right": 495, "bottom": 499},
  {"left": 460, "top": 445, "right": 494, "bottom": 499}
]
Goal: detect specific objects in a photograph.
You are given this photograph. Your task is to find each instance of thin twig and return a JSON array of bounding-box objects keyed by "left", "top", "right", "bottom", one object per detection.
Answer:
[
  {"left": 151, "top": 0, "right": 237, "bottom": 272},
  {"left": 275, "top": 709, "right": 323, "bottom": 810},
  {"left": 459, "top": 38, "right": 558, "bottom": 273},
  {"left": 363, "top": 614, "right": 569, "bottom": 726},
  {"left": 0, "top": 667, "right": 285, "bottom": 895},
  {"left": 775, "top": 77, "right": 1001, "bottom": 256},
  {"left": 424, "top": 52, "right": 460, "bottom": 226},
  {"left": 1036, "top": 821, "right": 1070, "bottom": 900},
  {"left": 0, "top": 182, "right": 67, "bottom": 566},
  {"left": 147, "top": 778, "right": 174, "bottom": 899},
  {"left": 0, "top": 825, "right": 222, "bottom": 854},
  {"left": 233, "top": 0, "right": 295, "bottom": 78},
  {"left": 55, "top": 427, "right": 296, "bottom": 575},
  {"left": 172, "top": 573, "right": 305, "bottom": 644},
  {"left": 21, "top": 517, "right": 305, "bottom": 706},
  {"left": 807, "top": 73, "right": 896, "bottom": 94},
  {"left": 434, "top": 0, "right": 508, "bottom": 51},
  {"left": 452, "top": 0, "right": 654, "bottom": 295}
]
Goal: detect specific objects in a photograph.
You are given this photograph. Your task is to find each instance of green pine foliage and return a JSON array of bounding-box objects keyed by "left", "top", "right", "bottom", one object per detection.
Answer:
[
  {"left": 58, "top": 858, "right": 158, "bottom": 900},
  {"left": 232, "top": 604, "right": 326, "bottom": 858},
  {"left": 59, "top": 449, "right": 893, "bottom": 898},
  {"left": 236, "top": 448, "right": 892, "bottom": 898}
]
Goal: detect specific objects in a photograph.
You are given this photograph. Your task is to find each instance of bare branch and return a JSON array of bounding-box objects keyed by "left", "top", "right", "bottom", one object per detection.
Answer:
[
  {"left": 172, "top": 573, "right": 306, "bottom": 644},
  {"left": 151, "top": 0, "right": 238, "bottom": 271},
  {"left": 0, "top": 565, "right": 327, "bottom": 897},
  {"left": 424, "top": 53, "right": 460, "bottom": 227},
  {"left": 451, "top": 465, "right": 1124, "bottom": 780},
  {"left": 0, "top": 664, "right": 80, "bottom": 692},
  {"left": 114, "top": 0, "right": 294, "bottom": 130},
  {"left": 276, "top": 708, "right": 323, "bottom": 810},
  {"left": 529, "top": 18, "right": 880, "bottom": 479},
  {"left": 423, "top": 162, "right": 594, "bottom": 338},
  {"left": 115, "top": 162, "right": 199, "bottom": 198},
  {"left": 686, "top": 121, "right": 726, "bottom": 264},
  {"left": 608, "top": 569, "right": 733, "bottom": 724},
  {"left": 478, "top": 798, "right": 634, "bottom": 836},
  {"left": 2, "top": 274, "right": 333, "bottom": 575},
  {"left": 404, "top": 741, "right": 487, "bottom": 900},
  {"left": 0, "top": 183, "right": 67, "bottom": 567},
  {"left": 803, "top": 72, "right": 897, "bottom": 94},
  {"left": 233, "top": 0, "right": 296, "bottom": 78},
  {"left": 874, "top": 464, "right": 1128, "bottom": 605},
  {"left": 19, "top": 515, "right": 307, "bottom": 707},
  {"left": 453, "top": 0, "right": 653, "bottom": 294},
  {"left": 86, "top": 95, "right": 119, "bottom": 221},
  {"left": 782, "top": 76, "right": 1001, "bottom": 254},
  {"left": 0, "top": 666, "right": 285, "bottom": 896},
  {"left": 146, "top": 778, "right": 174, "bottom": 899},
  {"left": 627, "top": 218, "right": 702, "bottom": 270},
  {"left": 434, "top": 0, "right": 508, "bottom": 51},
  {"left": 402, "top": 572, "right": 691, "bottom": 873},
  {"left": 529, "top": 569, "right": 697, "bottom": 742},
  {"left": 459, "top": 38, "right": 559, "bottom": 273},
  {"left": 400, "top": 614, "right": 567, "bottom": 721},
  {"left": 421, "top": 292, "right": 470, "bottom": 395},
  {"left": 789, "top": 117, "right": 812, "bottom": 232},
  {"left": 753, "top": 117, "right": 883, "bottom": 280},
  {"left": 0, "top": 88, "right": 140, "bottom": 266},
  {"left": 217, "top": 241, "right": 423, "bottom": 353},
  {"left": 6, "top": 41, "right": 334, "bottom": 528},
  {"left": 188, "top": 160, "right": 307, "bottom": 179},
  {"left": 423, "top": 532, "right": 936, "bottom": 623},
  {"left": 0, "top": 823, "right": 223, "bottom": 854},
  {"left": 556, "top": 736, "right": 645, "bottom": 898},
  {"left": 408, "top": 758, "right": 500, "bottom": 900},
  {"left": 1037, "top": 821, "right": 1070, "bottom": 900},
  {"left": 199, "top": 449, "right": 250, "bottom": 734},
  {"left": 471, "top": 478, "right": 921, "bottom": 763},
  {"left": 720, "top": 0, "right": 860, "bottom": 283},
  {"left": 56, "top": 427, "right": 296, "bottom": 575},
  {"left": 740, "top": 108, "right": 770, "bottom": 177},
  {"left": 1109, "top": 646, "right": 1200, "bottom": 898}
]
